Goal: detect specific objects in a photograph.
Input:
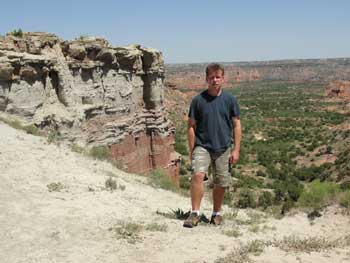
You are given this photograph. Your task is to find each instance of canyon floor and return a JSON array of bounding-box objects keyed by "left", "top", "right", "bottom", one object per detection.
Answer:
[{"left": 1, "top": 121, "right": 350, "bottom": 263}]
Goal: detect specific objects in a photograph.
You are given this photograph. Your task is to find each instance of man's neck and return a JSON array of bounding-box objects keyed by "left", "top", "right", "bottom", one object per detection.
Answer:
[{"left": 207, "top": 87, "right": 222, "bottom": 97}]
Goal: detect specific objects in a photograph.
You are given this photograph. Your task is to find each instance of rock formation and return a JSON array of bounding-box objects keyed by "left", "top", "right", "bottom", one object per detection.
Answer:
[
  {"left": 0, "top": 32, "right": 180, "bottom": 179},
  {"left": 325, "top": 81, "right": 350, "bottom": 100}
]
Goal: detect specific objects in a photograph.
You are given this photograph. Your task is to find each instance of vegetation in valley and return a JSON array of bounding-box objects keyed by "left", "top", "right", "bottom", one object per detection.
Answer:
[{"left": 170, "top": 80, "right": 350, "bottom": 214}]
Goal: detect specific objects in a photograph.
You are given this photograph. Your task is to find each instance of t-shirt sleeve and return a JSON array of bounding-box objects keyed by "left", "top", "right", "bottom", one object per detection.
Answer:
[
  {"left": 188, "top": 99, "right": 197, "bottom": 120},
  {"left": 231, "top": 97, "right": 240, "bottom": 118}
]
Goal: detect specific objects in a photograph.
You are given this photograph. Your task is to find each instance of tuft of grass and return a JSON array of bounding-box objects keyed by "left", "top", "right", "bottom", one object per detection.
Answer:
[
  {"left": 47, "top": 130, "right": 61, "bottom": 144},
  {"left": 89, "top": 146, "right": 109, "bottom": 160},
  {"left": 47, "top": 182, "right": 65, "bottom": 192},
  {"left": 105, "top": 177, "right": 117, "bottom": 191},
  {"left": 156, "top": 208, "right": 190, "bottom": 220},
  {"left": 339, "top": 191, "right": 350, "bottom": 208},
  {"left": 109, "top": 221, "right": 168, "bottom": 244},
  {"left": 149, "top": 169, "right": 177, "bottom": 192},
  {"left": 156, "top": 208, "right": 209, "bottom": 223},
  {"left": 0, "top": 116, "right": 42, "bottom": 135},
  {"left": 248, "top": 224, "right": 260, "bottom": 233},
  {"left": 217, "top": 234, "right": 350, "bottom": 263},
  {"left": 215, "top": 240, "right": 266, "bottom": 263},
  {"left": 104, "top": 177, "right": 125, "bottom": 191},
  {"left": 70, "top": 143, "right": 86, "bottom": 154},
  {"left": 23, "top": 124, "right": 41, "bottom": 135},
  {"left": 224, "top": 210, "right": 238, "bottom": 221},
  {"left": 274, "top": 235, "right": 337, "bottom": 253},
  {"left": 145, "top": 223, "right": 168, "bottom": 232},
  {"left": 109, "top": 221, "right": 143, "bottom": 244},
  {"left": 222, "top": 229, "right": 241, "bottom": 238}
]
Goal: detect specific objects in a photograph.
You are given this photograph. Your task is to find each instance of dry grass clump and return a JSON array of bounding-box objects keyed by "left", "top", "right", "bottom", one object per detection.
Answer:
[
  {"left": 0, "top": 116, "right": 42, "bottom": 135},
  {"left": 274, "top": 234, "right": 350, "bottom": 253},
  {"left": 145, "top": 223, "right": 168, "bottom": 232},
  {"left": 105, "top": 177, "right": 126, "bottom": 191},
  {"left": 109, "top": 221, "right": 168, "bottom": 244},
  {"left": 47, "top": 182, "right": 66, "bottom": 192},
  {"left": 222, "top": 229, "right": 241, "bottom": 238},
  {"left": 215, "top": 240, "right": 266, "bottom": 263},
  {"left": 109, "top": 222, "right": 143, "bottom": 244},
  {"left": 274, "top": 235, "right": 335, "bottom": 253},
  {"left": 216, "top": 234, "right": 350, "bottom": 262}
]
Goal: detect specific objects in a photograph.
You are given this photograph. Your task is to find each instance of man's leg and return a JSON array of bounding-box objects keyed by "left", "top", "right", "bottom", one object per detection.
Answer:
[
  {"left": 210, "top": 148, "right": 231, "bottom": 225},
  {"left": 183, "top": 147, "right": 210, "bottom": 228},
  {"left": 191, "top": 172, "right": 206, "bottom": 211},
  {"left": 212, "top": 185, "right": 225, "bottom": 213}
]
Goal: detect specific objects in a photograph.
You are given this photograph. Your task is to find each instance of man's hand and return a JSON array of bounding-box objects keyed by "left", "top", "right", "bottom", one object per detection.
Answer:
[{"left": 229, "top": 149, "right": 240, "bottom": 164}]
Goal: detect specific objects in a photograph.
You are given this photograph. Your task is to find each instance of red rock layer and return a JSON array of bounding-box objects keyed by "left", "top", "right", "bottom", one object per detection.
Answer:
[
  {"left": 325, "top": 81, "right": 350, "bottom": 100},
  {"left": 109, "top": 132, "right": 180, "bottom": 185}
]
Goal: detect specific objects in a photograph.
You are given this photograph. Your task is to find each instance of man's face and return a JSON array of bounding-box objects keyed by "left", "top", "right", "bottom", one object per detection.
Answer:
[{"left": 206, "top": 69, "right": 224, "bottom": 90}]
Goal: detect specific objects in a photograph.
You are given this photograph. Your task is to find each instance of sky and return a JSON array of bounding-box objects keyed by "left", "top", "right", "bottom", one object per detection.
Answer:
[{"left": 1, "top": 0, "right": 350, "bottom": 63}]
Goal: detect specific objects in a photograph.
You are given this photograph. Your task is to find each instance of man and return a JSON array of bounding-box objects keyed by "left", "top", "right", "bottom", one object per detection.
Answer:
[{"left": 183, "top": 63, "right": 241, "bottom": 228}]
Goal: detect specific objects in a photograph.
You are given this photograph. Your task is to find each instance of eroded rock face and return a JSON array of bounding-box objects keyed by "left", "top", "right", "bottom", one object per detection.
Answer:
[
  {"left": 325, "top": 81, "right": 350, "bottom": 100},
  {"left": 0, "top": 32, "right": 180, "bottom": 179}
]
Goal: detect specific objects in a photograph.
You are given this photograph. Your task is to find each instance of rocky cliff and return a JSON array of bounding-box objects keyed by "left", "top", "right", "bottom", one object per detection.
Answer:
[
  {"left": 325, "top": 81, "right": 350, "bottom": 100},
  {"left": 0, "top": 32, "right": 180, "bottom": 178}
]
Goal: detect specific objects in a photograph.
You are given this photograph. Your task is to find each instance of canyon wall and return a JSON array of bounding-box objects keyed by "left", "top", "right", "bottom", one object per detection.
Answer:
[
  {"left": 165, "top": 59, "right": 350, "bottom": 89},
  {"left": 0, "top": 32, "right": 180, "bottom": 179}
]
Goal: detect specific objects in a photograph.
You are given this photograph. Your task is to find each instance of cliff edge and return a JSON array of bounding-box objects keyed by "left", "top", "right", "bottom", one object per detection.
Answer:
[{"left": 0, "top": 31, "right": 180, "bottom": 178}]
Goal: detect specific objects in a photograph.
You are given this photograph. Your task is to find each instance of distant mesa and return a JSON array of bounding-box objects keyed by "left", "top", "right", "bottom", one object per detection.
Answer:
[{"left": 165, "top": 58, "right": 350, "bottom": 90}]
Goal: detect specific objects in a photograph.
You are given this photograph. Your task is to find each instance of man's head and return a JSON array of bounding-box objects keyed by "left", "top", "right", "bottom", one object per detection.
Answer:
[{"left": 206, "top": 63, "right": 225, "bottom": 91}]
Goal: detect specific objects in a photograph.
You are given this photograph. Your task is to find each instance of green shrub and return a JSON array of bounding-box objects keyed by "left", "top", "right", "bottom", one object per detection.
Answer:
[
  {"left": 298, "top": 180, "right": 339, "bottom": 209},
  {"left": 223, "top": 190, "right": 235, "bottom": 206},
  {"left": 105, "top": 177, "right": 117, "bottom": 191},
  {"left": 70, "top": 143, "right": 86, "bottom": 154},
  {"left": 233, "top": 173, "right": 264, "bottom": 189},
  {"left": 173, "top": 119, "right": 188, "bottom": 155},
  {"left": 281, "top": 198, "right": 294, "bottom": 215},
  {"left": 258, "top": 191, "right": 273, "bottom": 209},
  {"left": 23, "top": 124, "right": 41, "bottom": 135},
  {"left": 149, "top": 169, "right": 177, "bottom": 191},
  {"left": 11, "top": 28, "right": 23, "bottom": 37},
  {"left": 339, "top": 191, "right": 350, "bottom": 208},
  {"left": 179, "top": 175, "right": 191, "bottom": 190},
  {"left": 256, "top": 170, "right": 266, "bottom": 177},
  {"left": 273, "top": 178, "right": 303, "bottom": 203},
  {"left": 47, "top": 130, "right": 61, "bottom": 144},
  {"left": 340, "top": 181, "right": 350, "bottom": 191},
  {"left": 89, "top": 145, "right": 109, "bottom": 160},
  {"left": 47, "top": 182, "right": 65, "bottom": 192},
  {"left": 236, "top": 188, "right": 257, "bottom": 208}
]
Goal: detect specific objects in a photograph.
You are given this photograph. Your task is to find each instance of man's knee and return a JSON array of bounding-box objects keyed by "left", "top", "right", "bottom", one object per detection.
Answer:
[{"left": 192, "top": 172, "right": 206, "bottom": 184}]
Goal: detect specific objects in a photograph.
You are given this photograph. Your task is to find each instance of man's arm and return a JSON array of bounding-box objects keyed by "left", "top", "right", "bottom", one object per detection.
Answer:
[
  {"left": 230, "top": 117, "right": 241, "bottom": 164},
  {"left": 187, "top": 118, "right": 196, "bottom": 161}
]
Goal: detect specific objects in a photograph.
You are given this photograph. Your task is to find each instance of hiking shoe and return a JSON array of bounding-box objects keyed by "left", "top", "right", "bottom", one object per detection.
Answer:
[
  {"left": 210, "top": 214, "right": 223, "bottom": 225},
  {"left": 183, "top": 212, "right": 201, "bottom": 228}
]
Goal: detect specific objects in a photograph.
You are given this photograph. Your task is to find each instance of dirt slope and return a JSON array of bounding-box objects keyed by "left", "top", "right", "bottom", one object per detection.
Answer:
[{"left": 1, "top": 122, "right": 350, "bottom": 263}]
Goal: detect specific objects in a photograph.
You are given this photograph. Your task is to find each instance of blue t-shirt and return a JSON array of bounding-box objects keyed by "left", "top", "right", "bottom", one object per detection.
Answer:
[{"left": 188, "top": 90, "right": 240, "bottom": 153}]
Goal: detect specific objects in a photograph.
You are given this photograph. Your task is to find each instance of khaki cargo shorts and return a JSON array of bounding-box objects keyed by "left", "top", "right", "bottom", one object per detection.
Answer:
[{"left": 191, "top": 146, "right": 232, "bottom": 187}]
